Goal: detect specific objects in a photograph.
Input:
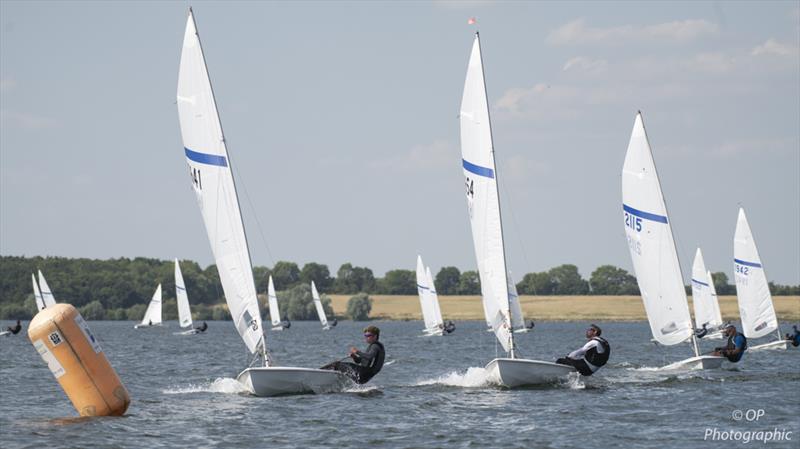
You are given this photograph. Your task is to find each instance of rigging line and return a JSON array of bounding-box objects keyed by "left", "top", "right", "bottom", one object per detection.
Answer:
[{"left": 497, "top": 163, "right": 537, "bottom": 296}]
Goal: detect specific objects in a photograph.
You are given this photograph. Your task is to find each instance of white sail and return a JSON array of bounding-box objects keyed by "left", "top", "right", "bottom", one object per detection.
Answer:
[
  {"left": 621, "top": 112, "right": 694, "bottom": 346},
  {"left": 733, "top": 208, "right": 778, "bottom": 339},
  {"left": 267, "top": 276, "right": 281, "bottom": 327},
  {"left": 426, "top": 266, "right": 445, "bottom": 328},
  {"left": 175, "top": 259, "right": 193, "bottom": 328},
  {"left": 691, "top": 249, "right": 722, "bottom": 330},
  {"left": 311, "top": 281, "right": 329, "bottom": 329},
  {"left": 459, "top": 34, "right": 513, "bottom": 354},
  {"left": 415, "top": 256, "right": 439, "bottom": 331},
  {"left": 707, "top": 270, "right": 722, "bottom": 328},
  {"left": 507, "top": 273, "right": 525, "bottom": 331},
  {"left": 37, "top": 270, "right": 57, "bottom": 308},
  {"left": 32, "top": 274, "right": 45, "bottom": 311},
  {"left": 176, "top": 10, "right": 263, "bottom": 354},
  {"left": 140, "top": 284, "right": 163, "bottom": 326}
]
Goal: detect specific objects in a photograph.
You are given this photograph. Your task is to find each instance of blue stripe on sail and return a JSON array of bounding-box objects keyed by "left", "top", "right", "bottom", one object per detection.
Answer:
[
  {"left": 734, "top": 258, "right": 762, "bottom": 268},
  {"left": 463, "top": 159, "right": 494, "bottom": 179},
  {"left": 623, "top": 204, "right": 668, "bottom": 224},
  {"left": 691, "top": 278, "right": 709, "bottom": 287},
  {"left": 176, "top": 286, "right": 186, "bottom": 291},
  {"left": 185, "top": 147, "right": 228, "bottom": 167},
  {"left": 417, "top": 284, "right": 429, "bottom": 290}
]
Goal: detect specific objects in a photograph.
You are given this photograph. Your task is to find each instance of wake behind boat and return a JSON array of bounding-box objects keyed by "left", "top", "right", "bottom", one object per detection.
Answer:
[
  {"left": 621, "top": 112, "right": 723, "bottom": 371},
  {"left": 459, "top": 33, "right": 574, "bottom": 387},
  {"left": 176, "top": 8, "right": 347, "bottom": 396}
]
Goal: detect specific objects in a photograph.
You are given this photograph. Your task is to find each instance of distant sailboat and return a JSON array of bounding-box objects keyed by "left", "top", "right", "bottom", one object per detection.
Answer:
[
  {"left": 621, "top": 112, "right": 723, "bottom": 370},
  {"left": 507, "top": 273, "right": 533, "bottom": 333},
  {"left": 175, "top": 259, "right": 201, "bottom": 335},
  {"left": 267, "top": 276, "right": 290, "bottom": 331},
  {"left": 37, "top": 271, "right": 57, "bottom": 309},
  {"left": 176, "top": 8, "right": 347, "bottom": 395},
  {"left": 415, "top": 256, "right": 445, "bottom": 336},
  {"left": 459, "top": 32, "right": 575, "bottom": 386},
  {"left": 733, "top": 208, "right": 790, "bottom": 351},
  {"left": 134, "top": 284, "right": 163, "bottom": 329},
  {"left": 311, "top": 281, "right": 334, "bottom": 330},
  {"left": 691, "top": 249, "right": 723, "bottom": 339},
  {"left": 32, "top": 274, "right": 45, "bottom": 311}
]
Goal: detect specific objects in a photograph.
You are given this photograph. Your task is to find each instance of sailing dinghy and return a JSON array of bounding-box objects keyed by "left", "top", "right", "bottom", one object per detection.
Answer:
[
  {"left": 733, "top": 208, "right": 790, "bottom": 351},
  {"left": 415, "top": 255, "right": 445, "bottom": 336},
  {"left": 174, "top": 259, "right": 200, "bottom": 335},
  {"left": 134, "top": 284, "right": 164, "bottom": 329},
  {"left": 622, "top": 112, "right": 723, "bottom": 370},
  {"left": 459, "top": 33, "right": 575, "bottom": 386},
  {"left": 311, "top": 281, "right": 334, "bottom": 330},
  {"left": 267, "top": 276, "right": 290, "bottom": 330},
  {"left": 176, "top": 9, "right": 347, "bottom": 395},
  {"left": 691, "top": 249, "right": 724, "bottom": 339}
]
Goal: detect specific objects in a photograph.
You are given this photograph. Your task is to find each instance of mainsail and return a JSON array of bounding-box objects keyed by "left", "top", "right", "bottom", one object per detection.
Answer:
[
  {"left": 267, "top": 276, "right": 282, "bottom": 328},
  {"left": 38, "top": 270, "right": 57, "bottom": 308},
  {"left": 176, "top": 9, "right": 263, "bottom": 354},
  {"left": 140, "top": 284, "right": 163, "bottom": 326},
  {"left": 621, "top": 112, "right": 694, "bottom": 347},
  {"left": 311, "top": 281, "right": 329, "bottom": 329},
  {"left": 175, "top": 259, "right": 193, "bottom": 329},
  {"left": 415, "top": 256, "right": 440, "bottom": 332},
  {"left": 691, "top": 249, "right": 722, "bottom": 330},
  {"left": 733, "top": 208, "right": 779, "bottom": 339},
  {"left": 426, "top": 266, "right": 445, "bottom": 329},
  {"left": 32, "top": 274, "right": 45, "bottom": 311},
  {"left": 459, "top": 33, "right": 514, "bottom": 354},
  {"left": 507, "top": 273, "right": 526, "bottom": 331}
]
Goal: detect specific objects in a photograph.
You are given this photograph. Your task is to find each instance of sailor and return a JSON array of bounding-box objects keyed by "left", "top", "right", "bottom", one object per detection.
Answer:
[
  {"left": 321, "top": 325, "right": 385, "bottom": 384},
  {"left": 444, "top": 320, "right": 456, "bottom": 334},
  {"left": 6, "top": 320, "right": 22, "bottom": 335},
  {"left": 195, "top": 321, "right": 208, "bottom": 333},
  {"left": 282, "top": 318, "right": 291, "bottom": 329},
  {"left": 330, "top": 318, "right": 338, "bottom": 328},
  {"left": 713, "top": 323, "right": 747, "bottom": 363},
  {"left": 148, "top": 320, "right": 153, "bottom": 327},
  {"left": 526, "top": 320, "right": 535, "bottom": 330},
  {"left": 555, "top": 324, "right": 610, "bottom": 376},
  {"left": 695, "top": 323, "right": 709, "bottom": 339},
  {"left": 784, "top": 325, "right": 800, "bottom": 347}
]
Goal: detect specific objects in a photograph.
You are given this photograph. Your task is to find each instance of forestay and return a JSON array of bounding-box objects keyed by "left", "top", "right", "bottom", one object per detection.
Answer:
[
  {"left": 141, "top": 284, "right": 163, "bottom": 326},
  {"left": 176, "top": 10, "right": 263, "bottom": 354},
  {"left": 311, "top": 281, "right": 329, "bottom": 328},
  {"left": 459, "top": 34, "right": 513, "bottom": 354},
  {"left": 175, "top": 259, "right": 193, "bottom": 328},
  {"left": 38, "top": 271, "right": 57, "bottom": 308},
  {"left": 733, "top": 208, "right": 778, "bottom": 339},
  {"left": 621, "top": 112, "right": 693, "bottom": 346},
  {"left": 267, "top": 276, "right": 281, "bottom": 328},
  {"left": 691, "top": 249, "right": 722, "bottom": 330}
]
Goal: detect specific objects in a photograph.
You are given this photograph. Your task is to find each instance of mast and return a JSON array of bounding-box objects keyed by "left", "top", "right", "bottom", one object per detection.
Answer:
[
  {"left": 186, "top": 8, "right": 268, "bottom": 363},
  {"left": 476, "top": 32, "right": 516, "bottom": 358}
]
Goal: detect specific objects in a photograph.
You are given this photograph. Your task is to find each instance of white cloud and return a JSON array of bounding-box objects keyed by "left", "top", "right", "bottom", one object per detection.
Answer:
[
  {"left": 562, "top": 56, "right": 608, "bottom": 73},
  {"left": 751, "top": 38, "right": 798, "bottom": 57},
  {"left": 0, "top": 110, "right": 59, "bottom": 130},
  {"left": 547, "top": 18, "right": 719, "bottom": 45}
]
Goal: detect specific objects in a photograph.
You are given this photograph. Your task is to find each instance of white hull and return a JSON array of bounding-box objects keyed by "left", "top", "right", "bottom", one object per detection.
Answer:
[
  {"left": 271, "top": 326, "right": 286, "bottom": 331},
  {"left": 236, "top": 367, "right": 350, "bottom": 396},
  {"left": 0, "top": 331, "right": 10, "bottom": 337},
  {"left": 749, "top": 339, "right": 790, "bottom": 351},
  {"left": 513, "top": 328, "right": 532, "bottom": 334},
  {"left": 422, "top": 328, "right": 444, "bottom": 337},
  {"left": 134, "top": 323, "right": 165, "bottom": 329},
  {"left": 660, "top": 355, "right": 725, "bottom": 371},
  {"left": 174, "top": 328, "right": 201, "bottom": 335},
  {"left": 485, "top": 358, "right": 575, "bottom": 387}
]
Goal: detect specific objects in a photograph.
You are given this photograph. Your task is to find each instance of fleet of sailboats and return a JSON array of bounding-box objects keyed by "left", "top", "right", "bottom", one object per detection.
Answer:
[
  {"left": 176, "top": 8, "right": 347, "bottom": 396},
  {"left": 459, "top": 32, "right": 575, "bottom": 386}
]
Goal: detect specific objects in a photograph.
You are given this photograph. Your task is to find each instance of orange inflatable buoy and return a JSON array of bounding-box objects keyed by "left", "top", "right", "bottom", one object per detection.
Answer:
[{"left": 28, "top": 303, "right": 130, "bottom": 416}]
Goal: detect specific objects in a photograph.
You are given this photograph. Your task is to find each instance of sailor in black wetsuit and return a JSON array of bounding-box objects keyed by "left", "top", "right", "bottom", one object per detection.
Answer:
[
  {"left": 784, "top": 325, "right": 800, "bottom": 347},
  {"left": 444, "top": 320, "right": 456, "bottom": 334},
  {"left": 195, "top": 321, "right": 208, "bottom": 333},
  {"left": 330, "top": 319, "right": 338, "bottom": 328},
  {"left": 555, "top": 324, "right": 610, "bottom": 376},
  {"left": 695, "top": 323, "right": 709, "bottom": 339},
  {"left": 321, "top": 325, "right": 385, "bottom": 384},
  {"left": 6, "top": 320, "right": 22, "bottom": 335}
]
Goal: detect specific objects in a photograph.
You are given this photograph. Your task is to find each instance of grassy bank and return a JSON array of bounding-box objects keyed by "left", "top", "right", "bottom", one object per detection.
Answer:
[{"left": 329, "top": 295, "right": 800, "bottom": 321}]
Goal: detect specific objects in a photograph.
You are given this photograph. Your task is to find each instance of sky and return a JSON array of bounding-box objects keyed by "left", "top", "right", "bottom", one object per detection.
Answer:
[{"left": 1, "top": 1, "right": 798, "bottom": 284}]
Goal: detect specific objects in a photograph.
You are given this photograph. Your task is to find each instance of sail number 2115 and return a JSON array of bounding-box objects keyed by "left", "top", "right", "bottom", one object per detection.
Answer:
[{"left": 465, "top": 176, "right": 474, "bottom": 198}]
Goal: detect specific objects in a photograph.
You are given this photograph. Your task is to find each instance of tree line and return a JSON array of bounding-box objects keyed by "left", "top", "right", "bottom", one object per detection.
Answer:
[{"left": 0, "top": 255, "right": 797, "bottom": 320}]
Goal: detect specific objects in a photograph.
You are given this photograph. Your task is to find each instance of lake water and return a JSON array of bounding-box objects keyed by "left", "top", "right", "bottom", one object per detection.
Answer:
[{"left": 1, "top": 319, "right": 798, "bottom": 448}]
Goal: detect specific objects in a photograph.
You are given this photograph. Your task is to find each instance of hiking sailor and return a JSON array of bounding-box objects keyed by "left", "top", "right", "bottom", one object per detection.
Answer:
[
  {"left": 321, "top": 325, "right": 385, "bottom": 384},
  {"left": 555, "top": 324, "right": 610, "bottom": 376},
  {"left": 713, "top": 323, "right": 747, "bottom": 363}
]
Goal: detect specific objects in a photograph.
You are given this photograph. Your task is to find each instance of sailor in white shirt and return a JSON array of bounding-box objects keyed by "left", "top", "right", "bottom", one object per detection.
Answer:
[{"left": 555, "top": 324, "right": 610, "bottom": 376}]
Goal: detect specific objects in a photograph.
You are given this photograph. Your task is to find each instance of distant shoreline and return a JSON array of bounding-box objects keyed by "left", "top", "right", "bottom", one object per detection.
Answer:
[{"left": 329, "top": 295, "right": 800, "bottom": 322}]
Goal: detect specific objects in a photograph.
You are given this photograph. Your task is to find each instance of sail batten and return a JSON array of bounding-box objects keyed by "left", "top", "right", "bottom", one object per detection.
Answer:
[
  {"left": 176, "top": 9, "right": 263, "bottom": 354},
  {"left": 621, "top": 112, "right": 694, "bottom": 346}
]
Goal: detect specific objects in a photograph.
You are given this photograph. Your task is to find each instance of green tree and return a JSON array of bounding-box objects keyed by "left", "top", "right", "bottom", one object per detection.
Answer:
[
  {"left": 79, "top": 300, "right": 106, "bottom": 320},
  {"left": 281, "top": 284, "right": 315, "bottom": 320},
  {"left": 346, "top": 293, "right": 372, "bottom": 321},
  {"left": 162, "top": 298, "right": 178, "bottom": 321},
  {"left": 710, "top": 272, "right": 735, "bottom": 295},
  {"left": 516, "top": 271, "right": 555, "bottom": 295},
  {"left": 548, "top": 264, "right": 589, "bottom": 295},
  {"left": 126, "top": 304, "right": 147, "bottom": 321},
  {"left": 272, "top": 261, "right": 301, "bottom": 289},
  {"left": 379, "top": 270, "right": 416, "bottom": 294},
  {"left": 435, "top": 267, "right": 461, "bottom": 295},
  {"left": 457, "top": 271, "right": 481, "bottom": 295},
  {"left": 589, "top": 265, "right": 639, "bottom": 295},
  {"left": 252, "top": 266, "right": 272, "bottom": 294},
  {"left": 300, "top": 263, "right": 332, "bottom": 291},
  {"left": 334, "top": 263, "right": 376, "bottom": 294}
]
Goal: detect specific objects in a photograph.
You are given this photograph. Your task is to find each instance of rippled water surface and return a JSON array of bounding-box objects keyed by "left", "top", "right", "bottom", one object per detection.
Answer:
[{"left": 1, "top": 320, "right": 798, "bottom": 448}]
